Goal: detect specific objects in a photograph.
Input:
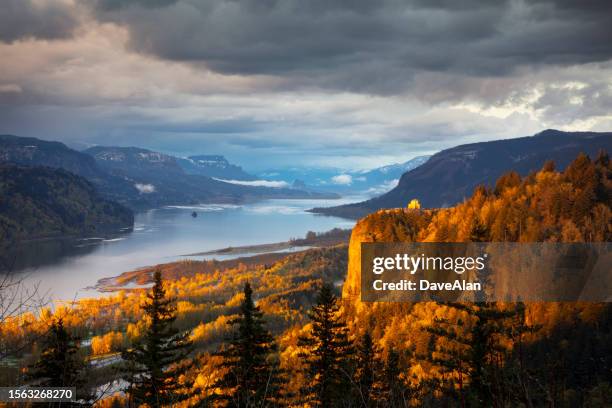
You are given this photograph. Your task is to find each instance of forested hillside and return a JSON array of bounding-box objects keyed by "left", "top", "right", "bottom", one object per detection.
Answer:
[
  {"left": 0, "top": 245, "right": 349, "bottom": 398},
  {"left": 0, "top": 165, "right": 134, "bottom": 244},
  {"left": 0, "top": 134, "right": 141, "bottom": 207},
  {"left": 341, "top": 151, "right": 611, "bottom": 406}
]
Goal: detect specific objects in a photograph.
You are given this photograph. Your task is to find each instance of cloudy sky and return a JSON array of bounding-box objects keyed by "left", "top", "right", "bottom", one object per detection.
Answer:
[{"left": 1, "top": 0, "right": 611, "bottom": 171}]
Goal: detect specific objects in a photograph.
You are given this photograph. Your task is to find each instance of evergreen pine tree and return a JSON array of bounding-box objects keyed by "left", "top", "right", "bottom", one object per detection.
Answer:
[
  {"left": 594, "top": 150, "right": 610, "bottom": 206},
  {"left": 28, "top": 317, "right": 90, "bottom": 404},
  {"left": 381, "top": 348, "right": 408, "bottom": 408},
  {"left": 122, "top": 270, "right": 192, "bottom": 408},
  {"left": 423, "top": 302, "right": 518, "bottom": 407},
  {"left": 209, "top": 282, "right": 282, "bottom": 407},
  {"left": 353, "top": 332, "right": 378, "bottom": 407},
  {"left": 505, "top": 302, "right": 542, "bottom": 407},
  {"left": 298, "top": 283, "right": 354, "bottom": 407}
]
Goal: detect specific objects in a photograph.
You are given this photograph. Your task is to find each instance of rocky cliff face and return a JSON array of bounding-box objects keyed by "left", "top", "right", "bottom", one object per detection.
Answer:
[
  {"left": 343, "top": 214, "right": 367, "bottom": 302},
  {"left": 178, "top": 155, "right": 256, "bottom": 180},
  {"left": 85, "top": 146, "right": 183, "bottom": 176}
]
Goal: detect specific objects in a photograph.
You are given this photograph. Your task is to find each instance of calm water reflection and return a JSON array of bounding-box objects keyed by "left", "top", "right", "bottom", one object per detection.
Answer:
[{"left": 8, "top": 198, "right": 356, "bottom": 301}]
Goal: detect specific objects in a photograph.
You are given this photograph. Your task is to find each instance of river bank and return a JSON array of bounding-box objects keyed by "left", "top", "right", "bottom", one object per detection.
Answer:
[{"left": 94, "top": 227, "right": 351, "bottom": 292}]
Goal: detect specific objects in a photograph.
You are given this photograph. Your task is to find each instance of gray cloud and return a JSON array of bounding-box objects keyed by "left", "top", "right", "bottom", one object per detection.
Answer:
[
  {"left": 88, "top": 0, "right": 612, "bottom": 96},
  {"left": 0, "top": 0, "right": 80, "bottom": 43},
  {"left": 533, "top": 68, "right": 612, "bottom": 124}
]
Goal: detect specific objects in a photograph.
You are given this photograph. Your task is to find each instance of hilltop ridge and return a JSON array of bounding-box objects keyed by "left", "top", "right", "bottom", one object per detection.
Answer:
[
  {"left": 314, "top": 129, "right": 612, "bottom": 218},
  {"left": 0, "top": 164, "right": 133, "bottom": 245}
]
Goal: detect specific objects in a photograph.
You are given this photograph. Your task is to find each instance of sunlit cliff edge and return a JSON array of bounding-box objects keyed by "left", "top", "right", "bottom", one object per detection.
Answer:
[{"left": 341, "top": 151, "right": 611, "bottom": 351}]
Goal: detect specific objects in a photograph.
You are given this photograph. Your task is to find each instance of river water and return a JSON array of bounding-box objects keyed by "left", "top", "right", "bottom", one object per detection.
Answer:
[{"left": 8, "top": 198, "right": 356, "bottom": 301}]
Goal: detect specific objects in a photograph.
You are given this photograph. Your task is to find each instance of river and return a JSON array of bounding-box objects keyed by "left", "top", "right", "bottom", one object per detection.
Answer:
[{"left": 8, "top": 198, "right": 357, "bottom": 301}]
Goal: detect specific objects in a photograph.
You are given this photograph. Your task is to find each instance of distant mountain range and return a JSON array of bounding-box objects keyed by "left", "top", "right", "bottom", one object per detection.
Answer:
[
  {"left": 258, "top": 155, "right": 431, "bottom": 196},
  {"left": 0, "top": 164, "right": 133, "bottom": 244},
  {"left": 85, "top": 145, "right": 337, "bottom": 207},
  {"left": 0, "top": 135, "right": 337, "bottom": 213},
  {"left": 313, "top": 129, "right": 612, "bottom": 218}
]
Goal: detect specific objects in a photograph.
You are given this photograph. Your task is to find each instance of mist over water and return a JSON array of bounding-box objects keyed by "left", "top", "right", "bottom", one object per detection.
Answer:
[{"left": 9, "top": 198, "right": 358, "bottom": 301}]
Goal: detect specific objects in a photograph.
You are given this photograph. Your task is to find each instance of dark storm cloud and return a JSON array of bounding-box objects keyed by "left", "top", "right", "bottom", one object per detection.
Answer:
[
  {"left": 0, "top": 0, "right": 79, "bottom": 43},
  {"left": 87, "top": 0, "right": 612, "bottom": 95}
]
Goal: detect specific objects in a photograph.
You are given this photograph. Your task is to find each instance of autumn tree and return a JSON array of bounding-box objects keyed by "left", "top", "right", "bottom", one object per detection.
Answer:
[
  {"left": 91, "top": 331, "right": 124, "bottom": 355},
  {"left": 494, "top": 171, "right": 521, "bottom": 195},
  {"left": 122, "top": 270, "right": 192, "bottom": 408},
  {"left": 208, "top": 282, "right": 282, "bottom": 407},
  {"left": 299, "top": 283, "right": 354, "bottom": 407},
  {"left": 407, "top": 199, "right": 421, "bottom": 210},
  {"left": 468, "top": 216, "right": 488, "bottom": 242}
]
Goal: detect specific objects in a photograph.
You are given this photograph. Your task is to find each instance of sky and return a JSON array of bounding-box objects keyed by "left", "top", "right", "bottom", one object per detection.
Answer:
[{"left": 1, "top": 0, "right": 611, "bottom": 172}]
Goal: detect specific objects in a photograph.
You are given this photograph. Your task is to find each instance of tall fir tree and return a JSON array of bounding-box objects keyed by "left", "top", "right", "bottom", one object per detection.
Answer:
[
  {"left": 381, "top": 348, "right": 408, "bottom": 407},
  {"left": 353, "top": 331, "right": 380, "bottom": 407},
  {"left": 505, "top": 302, "right": 542, "bottom": 407},
  {"left": 424, "top": 302, "right": 520, "bottom": 407},
  {"left": 122, "top": 270, "right": 192, "bottom": 408},
  {"left": 208, "top": 282, "right": 282, "bottom": 407},
  {"left": 298, "top": 283, "right": 354, "bottom": 407},
  {"left": 28, "top": 317, "right": 90, "bottom": 404}
]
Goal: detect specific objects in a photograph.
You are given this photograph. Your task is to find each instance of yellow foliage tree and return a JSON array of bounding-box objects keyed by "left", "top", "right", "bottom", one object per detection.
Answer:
[
  {"left": 91, "top": 331, "right": 124, "bottom": 355},
  {"left": 407, "top": 198, "right": 421, "bottom": 209}
]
